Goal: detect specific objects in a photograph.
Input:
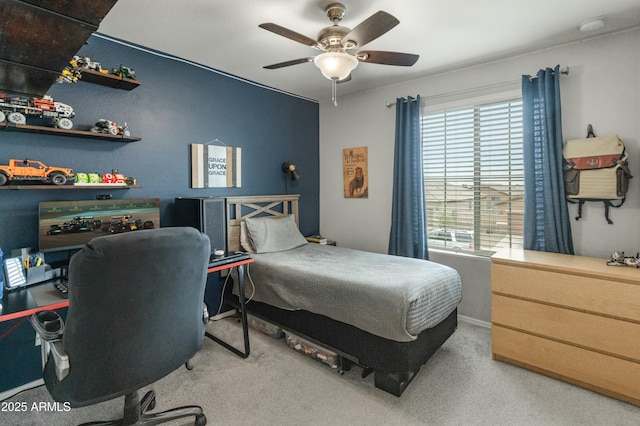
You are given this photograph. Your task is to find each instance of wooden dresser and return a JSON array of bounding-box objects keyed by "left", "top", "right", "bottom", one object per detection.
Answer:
[{"left": 491, "top": 249, "right": 640, "bottom": 406}]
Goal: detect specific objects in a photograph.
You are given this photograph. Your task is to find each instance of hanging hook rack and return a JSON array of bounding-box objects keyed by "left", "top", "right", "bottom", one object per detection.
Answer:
[{"left": 205, "top": 138, "right": 228, "bottom": 146}]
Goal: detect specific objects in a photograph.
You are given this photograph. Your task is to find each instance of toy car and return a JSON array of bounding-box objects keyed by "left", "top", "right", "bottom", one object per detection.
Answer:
[
  {"left": 606, "top": 251, "right": 640, "bottom": 267},
  {"left": 0, "top": 93, "right": 74, "bottom": 129},
  {"left": 111, "top": 65, "right": 136, "bottom": 80},
  {"left": 71, "top": 56, "right": 108, "bottom": 73},
  {"left": 91, "top": 119, "right": 130, "bottom": 137},
  {"left": 57, "top": 67, "right": 82, "bottom": 84},
  {"left": 101, "top": 172, "right": 135, "bottom": 185},
  {"left": 0, "top": 159, "right": 75, "bottom": 186}
]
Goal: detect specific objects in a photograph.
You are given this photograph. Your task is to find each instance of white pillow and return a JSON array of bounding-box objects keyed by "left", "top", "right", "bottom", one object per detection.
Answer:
[
  {"left": 239, "top": 221, "right": 255, "bottom": 253},
  {"left": 244, "top": 215, "right": 308, "bottom": 253}
]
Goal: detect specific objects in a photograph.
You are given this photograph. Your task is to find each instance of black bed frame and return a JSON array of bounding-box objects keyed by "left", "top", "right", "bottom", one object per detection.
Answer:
[{"left": 228, "top": 293, "right": 457, "bottom": 396}]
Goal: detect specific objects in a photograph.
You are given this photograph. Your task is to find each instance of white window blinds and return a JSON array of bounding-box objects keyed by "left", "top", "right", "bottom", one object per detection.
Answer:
[{"left": 422, "top": 99, "right": 524, "bottom": 253}]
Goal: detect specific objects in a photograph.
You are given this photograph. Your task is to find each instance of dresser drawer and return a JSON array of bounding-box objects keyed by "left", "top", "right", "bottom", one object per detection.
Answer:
[
  {"left": 492, "top": 294, "right": 640, "bottom": 362},
  {"left": 492, "top": 263, "right": 640, "bottom": 322},
  {"left": 492, "top": 326, "right": 640, "bottom": 405}
]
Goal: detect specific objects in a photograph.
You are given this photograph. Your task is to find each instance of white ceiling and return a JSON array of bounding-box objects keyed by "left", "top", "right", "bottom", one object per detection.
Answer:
[{"left": 98, "top": 0, "right": 640, "bottom": 102}]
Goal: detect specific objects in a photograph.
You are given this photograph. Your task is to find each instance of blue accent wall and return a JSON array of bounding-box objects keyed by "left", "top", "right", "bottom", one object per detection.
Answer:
[
  {"left": 0, "top": 34, "right": 319, "bottom": 256},
  {"left": 0, "top": 34, "right": 318, "bottom": 394}
]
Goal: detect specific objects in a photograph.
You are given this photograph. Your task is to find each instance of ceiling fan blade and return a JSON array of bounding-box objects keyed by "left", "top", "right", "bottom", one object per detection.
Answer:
[
  {"left": 343, "top": 11, "right": 399, "bottom": 48},
  {"left": 263, "top": 58, "right": 314, "bottom": 70},
  {"left": 259, "top": 23, "right": 319, "bottom": 47},
  {"left": 357, "top": 50, "right": 419, "bottom": 66}
]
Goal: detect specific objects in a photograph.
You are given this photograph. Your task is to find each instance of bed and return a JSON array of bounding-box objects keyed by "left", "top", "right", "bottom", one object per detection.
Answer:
[{"left": 223, "top": 195, "right": 462, "bottom": 396}]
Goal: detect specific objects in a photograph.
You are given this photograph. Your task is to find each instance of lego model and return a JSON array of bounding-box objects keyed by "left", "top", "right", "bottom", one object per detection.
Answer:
[
  {"left": 0, "top": 159, "right": 75, "bottom": 186},
  {"left": 71, "top": 56, "right": 108, "bottom": 73},
  {"left": 101, "top": 172, "right": 135, "bottom": 185},
  {"left": 91, "top": 119, "right": 130, "bottom": 137},
  {"left": 606, "top": 251, "right": 640, "bottom": 268},
  {"left": 57, "top": 66, "right": 82, "bottom": 84},
  {"left": 111, "top": 65, "right": 136, "bottom": 80},
  {"left": 0, "top": 93, "right": 75, "bottom": 129}
]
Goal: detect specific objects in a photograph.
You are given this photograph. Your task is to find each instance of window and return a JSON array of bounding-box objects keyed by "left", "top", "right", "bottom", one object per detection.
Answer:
[{"left": 422, "top": 98, "right": 523, "bottom": 254}]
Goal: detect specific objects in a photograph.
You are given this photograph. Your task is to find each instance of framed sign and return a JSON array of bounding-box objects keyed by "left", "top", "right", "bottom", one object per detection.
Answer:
[
  {"left": 191, "top": 143, "right": 242, "bottom": 188},
  {"left": 343, "top": 146, "right": 368, "bottom": 198}
]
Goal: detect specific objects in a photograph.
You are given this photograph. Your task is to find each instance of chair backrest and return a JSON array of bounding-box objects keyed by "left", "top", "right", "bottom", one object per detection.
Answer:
[{"left": 45, "top": 227, "right": 210, "bottom": 407}]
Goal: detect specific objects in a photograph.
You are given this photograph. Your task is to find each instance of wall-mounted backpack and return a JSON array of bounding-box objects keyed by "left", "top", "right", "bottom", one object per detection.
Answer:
[{"left": 563, "top": 129, "right": 632, "bottom": 224}]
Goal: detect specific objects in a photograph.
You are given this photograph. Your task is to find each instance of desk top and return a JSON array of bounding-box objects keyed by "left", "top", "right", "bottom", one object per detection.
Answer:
[
  {"left": 1, "top": 255, "right": 253, "bottom": 322},
  {"left": 207, "top": 253, "right": 253, "bottom": 273},
  {"left": 1, "top": 280, "right": 68, "bottom": 323}
]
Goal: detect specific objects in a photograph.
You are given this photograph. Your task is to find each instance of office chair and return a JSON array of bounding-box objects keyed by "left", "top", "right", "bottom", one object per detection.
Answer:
[{"left": 33, "top": 227, "right": 210, "bottom": 425}]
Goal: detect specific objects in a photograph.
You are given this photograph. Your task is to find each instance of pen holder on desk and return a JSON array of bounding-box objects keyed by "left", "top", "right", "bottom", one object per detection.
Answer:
[
  {"left": 26, "top": 264, "right": 61, "bottom": 286},
  {"left": 26, "top": 265, "right": 46, "bottom": 285}
]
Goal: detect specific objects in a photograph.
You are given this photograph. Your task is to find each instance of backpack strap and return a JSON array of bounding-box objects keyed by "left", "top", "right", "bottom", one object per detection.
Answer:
[
  {"left": 570, "top": 198, "right": 625, "bottom": 224},
  {"left": 603, "top": 198, "right": 626, "bottom": 224},
  {"left": 604, "top": 201, "right": 612, "bottom": 225},
  {"left": 578, "top": 200, "right": 586, "bottom": 221}
]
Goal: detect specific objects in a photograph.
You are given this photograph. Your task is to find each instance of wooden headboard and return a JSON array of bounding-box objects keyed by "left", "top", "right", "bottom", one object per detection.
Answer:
[{"left": 225, "top": 194, "right": 300, "bottom": 252}]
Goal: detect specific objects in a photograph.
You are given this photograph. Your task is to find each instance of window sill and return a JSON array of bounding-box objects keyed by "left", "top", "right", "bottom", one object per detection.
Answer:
[{"left": 428, "top": 247, "right": 496, "bottom": 259}]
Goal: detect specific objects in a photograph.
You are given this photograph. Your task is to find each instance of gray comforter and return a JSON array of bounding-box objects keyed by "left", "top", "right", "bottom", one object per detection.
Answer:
[{"left": 240, "top": 244, "right": 461, "bottom": 342}]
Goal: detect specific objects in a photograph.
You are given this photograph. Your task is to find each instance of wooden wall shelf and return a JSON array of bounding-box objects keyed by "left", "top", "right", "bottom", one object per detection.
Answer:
[
  {"left": 73, "top": 67, "right": 140, "bottom": 90},
  {"left": 0, "top": 184, "right": 141, "bottom": 191},
  {"left": 0, "top": 122, "right": 141, "bottom": 142}
]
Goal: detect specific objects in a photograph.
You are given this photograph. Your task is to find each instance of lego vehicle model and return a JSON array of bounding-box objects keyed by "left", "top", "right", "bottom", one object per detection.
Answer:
[
  {"left": 101, "top": 172, "right": 135, "bottom": 185},
  {"left": 111, "top": 65, "right": 136, "bottom": 80},
  {"left": 0, "top": 93, "right": 75, "bottom": 129},
  {"left": 0, "top": 159, "right": 75, "bottom": 186},
  {"left": 91, "top": 119, "right": 130, "bottom": 137},
  {"left": 606, "top": 251, "right": 640, "bottom": 268},
  {"left": 71, "top": 56, "right": 107, "bottom": 73},
  {"left": 57, "top": 66, "right": 82, "bottom": 84}
]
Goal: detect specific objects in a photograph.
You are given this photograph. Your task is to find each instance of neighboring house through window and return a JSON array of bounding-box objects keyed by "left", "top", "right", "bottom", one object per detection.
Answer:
[{"left": 422, "top": 94, "right": 524, "bottom": 254}]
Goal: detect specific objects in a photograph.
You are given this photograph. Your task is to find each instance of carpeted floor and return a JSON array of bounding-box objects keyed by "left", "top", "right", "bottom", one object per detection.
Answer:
[{"left": 2, "top": 317, "right": 639, "bottom": 425}]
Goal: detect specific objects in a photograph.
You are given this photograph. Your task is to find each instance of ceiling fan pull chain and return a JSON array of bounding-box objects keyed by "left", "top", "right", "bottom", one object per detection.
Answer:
[{"left": 332, "top": 78, "right": 338, "bottom": 106}]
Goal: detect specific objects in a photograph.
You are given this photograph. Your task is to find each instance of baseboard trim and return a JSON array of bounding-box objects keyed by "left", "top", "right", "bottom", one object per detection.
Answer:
[{"left": 458, "top": 314, "right": 491, "bottom": 329}]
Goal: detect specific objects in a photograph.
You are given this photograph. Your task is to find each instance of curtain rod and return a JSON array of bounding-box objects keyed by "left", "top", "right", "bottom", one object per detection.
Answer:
[{"left": 385, "top": 66, "right": 570, "bottom": 108}]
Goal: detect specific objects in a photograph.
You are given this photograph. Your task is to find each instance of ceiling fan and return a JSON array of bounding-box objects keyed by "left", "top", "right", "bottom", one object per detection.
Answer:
[{"left": 259, "top": 3, "right": 419, "bottom": 105}]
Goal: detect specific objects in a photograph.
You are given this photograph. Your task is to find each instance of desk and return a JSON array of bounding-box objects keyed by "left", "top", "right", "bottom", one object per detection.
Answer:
[
  {"left": 0, "top": 280, "right": 68, "bottom": 398},
  {"left": 0, "top": 280, "right": 68, "bottom": 323},
  {"left": 205, "top": 254, "right": 254, "bottom": 359}
]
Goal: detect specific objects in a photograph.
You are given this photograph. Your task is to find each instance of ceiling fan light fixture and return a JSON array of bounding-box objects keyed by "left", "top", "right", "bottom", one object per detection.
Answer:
[{"left": 313, "top": 52, "right": 358, "bottom": 81}]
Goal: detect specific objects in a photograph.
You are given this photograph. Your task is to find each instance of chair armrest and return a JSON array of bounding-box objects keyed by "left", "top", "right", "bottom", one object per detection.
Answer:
[
  {"left": 31, "top": 311, "right": 69, "bottom": 381},
  {"left": 49, "top": 340, "right": 70, "bottom": 381},
  {"left": 31, "top": 310, "right": 64, "bottom": 341}
]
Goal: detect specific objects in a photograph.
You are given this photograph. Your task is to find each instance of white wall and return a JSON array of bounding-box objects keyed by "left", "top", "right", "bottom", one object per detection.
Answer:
[{"left": 319, "top": 29, "right": 640, "bottom": 322}]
